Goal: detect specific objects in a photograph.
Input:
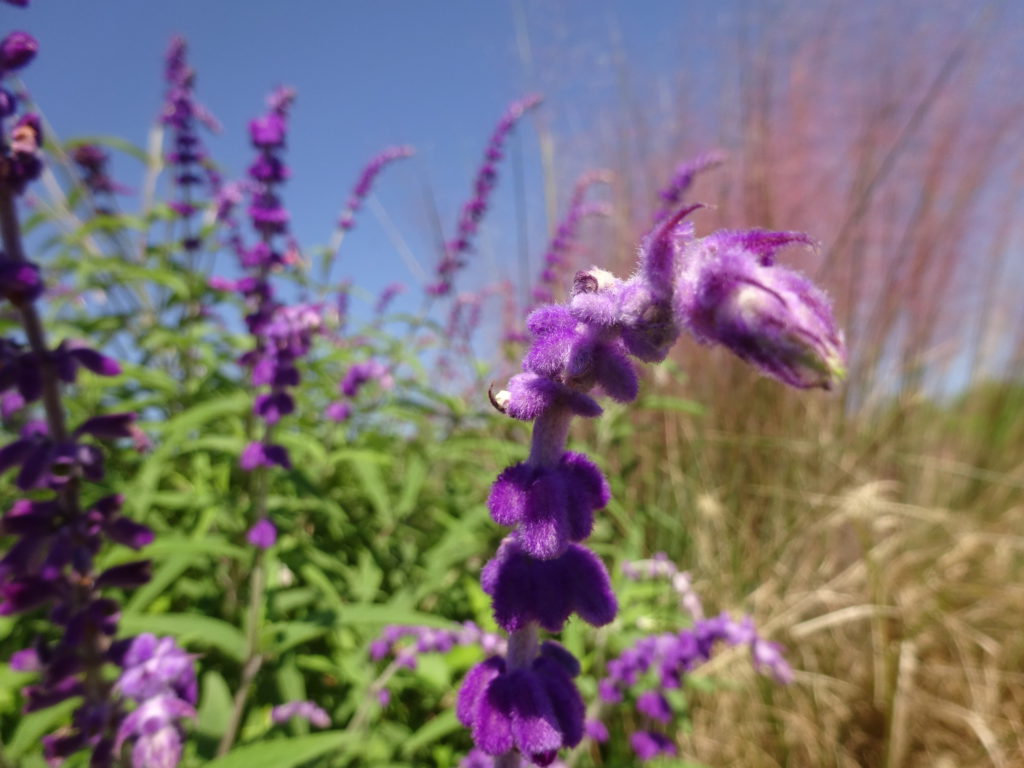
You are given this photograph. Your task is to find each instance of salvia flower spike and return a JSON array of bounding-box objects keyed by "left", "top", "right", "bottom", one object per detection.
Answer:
[
  {"left": 428, "top": 93, "right": 542, "bottom": 297},
  {"left": 0, "top": 40, "right": 199, "bottom": 767},
  {"left": 463, "top": 196, "right": 843, "bottom": 764}
]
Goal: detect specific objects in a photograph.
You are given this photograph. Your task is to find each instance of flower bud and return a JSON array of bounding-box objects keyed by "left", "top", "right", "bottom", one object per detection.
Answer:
[
  {"left": 675, "top": 230, "right": 846, "bottom": 389},
  {"left": 0, "top": 31, "right": 38, "bottom": 72}
]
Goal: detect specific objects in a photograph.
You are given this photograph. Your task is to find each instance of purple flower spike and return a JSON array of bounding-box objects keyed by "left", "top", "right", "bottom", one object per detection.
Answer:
[
  {"left": 674, "top": 229, "right": 846, "bottom": 389},
  {"left": 336, "top": 146, "right": 414, "bottom": 232},
  {"left": 431, "top": 94, "right": 542, "bottom": 296},
  {"left": 246, "top": 518, "right": 277, "bottom": 549},
  {"left": 653, "top": 150, "right": 725, "bottom": 222}
]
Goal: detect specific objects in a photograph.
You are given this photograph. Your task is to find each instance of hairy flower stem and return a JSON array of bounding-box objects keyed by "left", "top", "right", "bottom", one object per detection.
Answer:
[{"left": 528, "top": 405, "right": 573, "bottom": 468}]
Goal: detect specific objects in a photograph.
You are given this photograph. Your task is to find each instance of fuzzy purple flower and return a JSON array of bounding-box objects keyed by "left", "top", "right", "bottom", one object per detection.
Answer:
[
  {"left": 457, "top": 642, "right": 584, "bottom": 766},
  {"left": 674, "top": 228, "right": 846, "bottom": 389}
]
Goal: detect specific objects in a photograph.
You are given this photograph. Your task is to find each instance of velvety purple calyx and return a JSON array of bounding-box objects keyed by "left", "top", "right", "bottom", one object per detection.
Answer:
[
  {"left": 674, "top": 229, "right": 846, "bottom": 389},
  {"left": 522, "top": 298, "right": 640, "bottom": 402},
  {"left": 487, "top": 452, "right": 608, "bottom": 557},
  {"left": 457, "top": 641, "right": 584, "bottom": 765},
  {"left": 0, "top": 31, "right": 37, "bottom": 72},
  {"left": 481, "top": 538, "right": 617, "bottom": 632}
]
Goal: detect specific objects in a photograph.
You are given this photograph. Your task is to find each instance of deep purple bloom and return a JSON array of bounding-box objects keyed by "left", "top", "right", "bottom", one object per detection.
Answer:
[
  {"left": 457, "top": 642, "right": 584, "bottom": 766},
  {"left": 481, "top": 538, "right": 616, "bottom": 633},
  {"left": 487, "top": 452, "right": 608, "bottom": 558},
  {"left": 246, "top": 518, "right": 277, "bottom": 549},
  {"left": 0, "top": 31, "right": 37, "bottom": 72}
]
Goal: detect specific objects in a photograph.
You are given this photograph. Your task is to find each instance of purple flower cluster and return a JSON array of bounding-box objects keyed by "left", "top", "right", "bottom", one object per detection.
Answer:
[
  {"left": 0, "top": 35, "right": 161, "bottom": 766},
  {"left": 115, "top": 634, "right": 197, "bottom": 768},
  {"left": 595, "top": 612, "right": 792, "bottom": 761},
  {"left": 325, "top": 359, "right": 393, "bottom": 423},
  {"left": 370, "top": 622, "right": 507, "bottom": 668},
  {"left": 160, "top": 37, "right": 219, "bottom": 250},
  {"left": 623, "top": 552, "right": 704, "bottom": 620},
  {"left": 428, "top": 94, "right": 542, "bottom": 297},
  {"left": 1, "top": 30, "right": 42, "bottom": 195},
  {"left": 336, "top": 145, "right": 414, "bottom": 232},
  {"left": 71, "top": 144, "right": 128, "bottom": 211},
  {"left": 462, "top": 193, "right": 844, "bottom": 763},
  {"left": 653, "top": 150, "right": 725, "bottom": 223}
]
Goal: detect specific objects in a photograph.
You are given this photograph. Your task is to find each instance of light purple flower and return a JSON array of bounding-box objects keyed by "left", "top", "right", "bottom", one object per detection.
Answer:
[
  {"left": 271, "top": 700, "right": 330, "bottom": 728},
  {"left": 247, "top": 518, "right": 277, "bottom": 549}
]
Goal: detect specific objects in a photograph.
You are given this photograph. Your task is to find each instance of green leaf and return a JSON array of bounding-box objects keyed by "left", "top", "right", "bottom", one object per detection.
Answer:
[
  {"left": 401, "top": 710, "right": 460, "bottom": 757},
  {"left": 343, "top": 453, "right": 391, "bottom": 521},
  {"left": 7, "top": 699, "right": 78, "bottom": 757},
  {"left": 339, "top": 604, "right": 458, "bottom": 629},
  {"left": 203, "top": 732, "right": 353, "bottom": 768},
  {"left": 196, "top": 671, "right": 234, "bottom": 738},
  {"left": 119, "top": 613, "right": 246, "bottom": 662},
  {"left": 262, "top": 621, "right": 328, "bottom": 656}
]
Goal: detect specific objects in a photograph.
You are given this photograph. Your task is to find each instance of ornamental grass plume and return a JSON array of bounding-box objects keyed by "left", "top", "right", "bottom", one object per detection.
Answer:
[{"left": 461, "top": 198, "right": 844, "bottom": 765}]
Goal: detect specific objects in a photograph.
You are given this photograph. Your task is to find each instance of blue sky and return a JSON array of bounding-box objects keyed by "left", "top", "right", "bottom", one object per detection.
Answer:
[{"left": 13, "top": 0, "right": 740, "bottom": 322}]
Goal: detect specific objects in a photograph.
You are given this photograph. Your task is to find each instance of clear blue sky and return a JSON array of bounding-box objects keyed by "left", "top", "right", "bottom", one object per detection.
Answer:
[{"left": 12, "top": 0, "right": 740, "bottom": 320}]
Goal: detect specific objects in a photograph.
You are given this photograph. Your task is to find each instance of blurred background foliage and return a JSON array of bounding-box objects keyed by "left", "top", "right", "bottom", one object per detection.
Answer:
[{"left": 2, "top": 1, "right": 1023, "bottom": 767}]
